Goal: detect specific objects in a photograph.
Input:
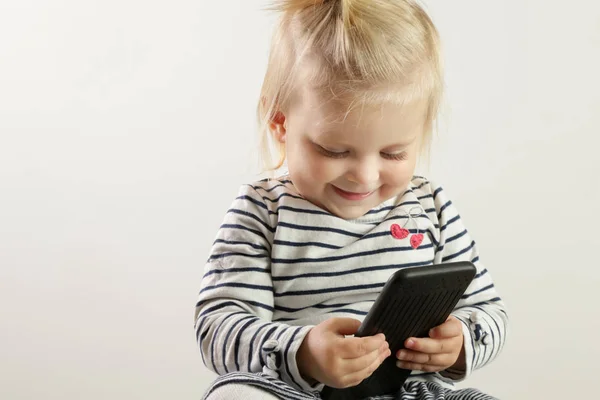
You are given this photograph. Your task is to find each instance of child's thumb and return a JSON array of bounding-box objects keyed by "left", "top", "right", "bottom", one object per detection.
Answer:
[{"left": 329, "top": 318, "right": 362, "bottom": 336}]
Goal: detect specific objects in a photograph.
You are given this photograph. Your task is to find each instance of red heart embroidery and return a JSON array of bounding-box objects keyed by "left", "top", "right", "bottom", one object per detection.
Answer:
[
  {"left": 410, "top": 234, "right": 424, "bottom": 249},
  {"left": 390, "top": 224, "right": 409, "bottom": 239}
]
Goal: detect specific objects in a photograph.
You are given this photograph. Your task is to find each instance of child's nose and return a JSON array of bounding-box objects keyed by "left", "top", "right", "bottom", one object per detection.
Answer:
[{"left": 347, "top": 161, "right": 380, "bottom": 186}]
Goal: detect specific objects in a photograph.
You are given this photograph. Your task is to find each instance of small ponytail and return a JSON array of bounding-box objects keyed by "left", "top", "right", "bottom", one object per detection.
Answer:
[{"left": 270, "top": 0, "right": 327, "bottom": 13}]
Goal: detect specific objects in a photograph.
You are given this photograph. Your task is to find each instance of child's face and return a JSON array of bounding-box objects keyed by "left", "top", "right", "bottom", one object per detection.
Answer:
[{"left": 275, "top": 89, "right": 426, "bottom": 220}]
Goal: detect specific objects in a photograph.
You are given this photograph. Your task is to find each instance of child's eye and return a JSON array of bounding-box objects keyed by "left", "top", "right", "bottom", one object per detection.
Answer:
[
  {"left": 381, "top": 151, "right": 408, "bottom": 161},
  {"left": 316, "top": 145, "right": 349, "bottom": 159}
]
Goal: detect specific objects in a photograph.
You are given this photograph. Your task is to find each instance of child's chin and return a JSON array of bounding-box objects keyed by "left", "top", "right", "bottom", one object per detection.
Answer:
[{"left": 329, "top": 204, "right": 371, "bottom": 220}]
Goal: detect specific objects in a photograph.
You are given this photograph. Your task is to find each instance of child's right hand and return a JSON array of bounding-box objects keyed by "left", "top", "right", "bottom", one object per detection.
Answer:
[{"left": 297, "top": 318, "right": 390, "bottom": 389}]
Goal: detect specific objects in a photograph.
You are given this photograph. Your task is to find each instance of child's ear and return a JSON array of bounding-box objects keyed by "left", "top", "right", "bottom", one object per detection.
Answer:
[{"left": 269, "top": 111, "right": 287, "bottom": 144}]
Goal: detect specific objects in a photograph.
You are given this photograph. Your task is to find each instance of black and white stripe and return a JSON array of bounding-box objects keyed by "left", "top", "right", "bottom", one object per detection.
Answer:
[{"left": 195, "top": 176, "right": 508, "bottom": 394}]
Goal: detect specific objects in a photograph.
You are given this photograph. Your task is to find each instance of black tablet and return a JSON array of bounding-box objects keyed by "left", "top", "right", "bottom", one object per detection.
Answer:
[{"left": 320, "top": 261, "right": 477, "bottom": 400}]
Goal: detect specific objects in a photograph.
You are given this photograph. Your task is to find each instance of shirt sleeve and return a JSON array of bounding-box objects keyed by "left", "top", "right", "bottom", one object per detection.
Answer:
[
  {"left": 430, "top": 184, "right": 509, "bottom": 381},
  {"left": 193, "top": 184, "right": 321, "bottom": 392}
]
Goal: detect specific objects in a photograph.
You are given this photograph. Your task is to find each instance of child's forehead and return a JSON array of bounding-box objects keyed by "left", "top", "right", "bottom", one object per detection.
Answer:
[
  {"left": 297, "top": 88, "right": 428, "bottom": 128},
  {"left": 303, "top": 103, "right": 426, "bottom": 148}
]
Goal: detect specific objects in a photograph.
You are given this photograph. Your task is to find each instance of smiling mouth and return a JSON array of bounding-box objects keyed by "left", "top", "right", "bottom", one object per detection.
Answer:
[{"left": 332, "top": 186, "right": 375, "bottom": 201}]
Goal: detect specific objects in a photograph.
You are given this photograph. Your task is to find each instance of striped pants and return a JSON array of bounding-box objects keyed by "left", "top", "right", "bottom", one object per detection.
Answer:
[{"left": 202, "top": 372, "right": 498, "bottom": 400}]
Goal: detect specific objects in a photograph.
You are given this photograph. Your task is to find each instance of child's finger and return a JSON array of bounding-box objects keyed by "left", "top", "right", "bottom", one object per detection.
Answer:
[
  {"left": 404, "top": 336, "right": 455, "bottom": 354},
  {"left": 339, "top": 334, "right": 387, "bottom": 359},
  {"left": 327, "top": 317, "right": 363, "bottom": 336},
  {"left": 396, "top": 349, "right": 430, "bottom": 364},
  {"left": 344, "top": 343, "right": 390, "bottom": 374},
  {"left": 429, "top": 316, "right": 462, "bottom": 339},
  {"left": 395, "top": 360, "right": 442, "bottom": 373},
  {"left": 341, "top": 345, "right": 391, "bottom": 387},
  {"left": 396, "top": 350, "right": 457, "bottom": 367}
]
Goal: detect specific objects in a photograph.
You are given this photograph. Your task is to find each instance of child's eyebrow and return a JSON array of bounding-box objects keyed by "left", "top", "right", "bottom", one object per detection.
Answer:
[{"left": 381, "top": 138, "right": 417, "bottom": 151}]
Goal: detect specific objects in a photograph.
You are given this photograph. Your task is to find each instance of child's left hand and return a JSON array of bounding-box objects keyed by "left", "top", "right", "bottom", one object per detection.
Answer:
[{"left": 395, "top": 316, "right": 465, "bottom": 373}]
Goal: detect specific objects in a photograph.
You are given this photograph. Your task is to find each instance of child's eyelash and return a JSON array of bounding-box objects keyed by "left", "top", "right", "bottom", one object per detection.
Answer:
[
  {"left": 316, "top": 145, "right": 348, "bottom": 159},
  {"left": 381, "top": 152, "right": 408, "bottom": 161},
  {"left": 315, "top": 144, "right": 407, "bottom": 161}
]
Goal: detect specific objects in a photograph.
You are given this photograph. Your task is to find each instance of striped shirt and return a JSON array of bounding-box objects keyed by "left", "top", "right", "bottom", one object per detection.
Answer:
[{"left": 194, "top": 176, "right": 508, "bottom": 393}]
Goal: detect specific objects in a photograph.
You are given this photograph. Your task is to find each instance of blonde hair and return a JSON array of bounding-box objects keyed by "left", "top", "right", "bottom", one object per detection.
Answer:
[{"left": 258, "top": 0, "right": 443, "bottom": 171}]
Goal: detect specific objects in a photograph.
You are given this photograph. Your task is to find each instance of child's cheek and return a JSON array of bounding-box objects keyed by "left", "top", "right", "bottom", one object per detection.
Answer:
[
  {"left": 382, "top": 164, "right": 414, "bottom": 189},
  {"left": 307, "top": 156, "right": 339, "bottom": 183}
]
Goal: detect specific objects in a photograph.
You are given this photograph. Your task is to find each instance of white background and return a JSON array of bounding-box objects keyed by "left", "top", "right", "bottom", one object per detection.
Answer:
[{"left": 1, "top": 1, "right": 599, "bottom": 399}]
